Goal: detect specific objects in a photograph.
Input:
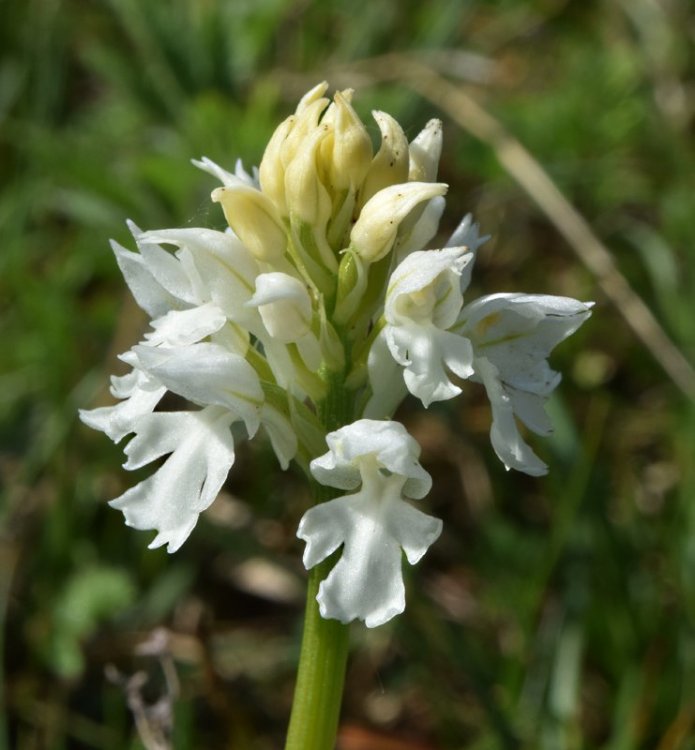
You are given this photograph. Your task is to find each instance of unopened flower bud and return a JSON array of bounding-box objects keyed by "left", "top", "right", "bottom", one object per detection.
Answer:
[
  {"left": 328, "top": 91, "right": 373, "bottom": 193},
  {"left": 259, "top": 115, "right": 296, "bottom": 215},
  {"left": 350, "top": 182, "right": 448, "bottom": 262},
  {"left": 284, "top": 125, "right": 333, "bottom": 227},
  {"left": 408, "top": 119, "right": 443, "bottom": 182},
  {"left": 212, "top": 185, "right": 287, "bottom": 262},
  {"left": 282, "top": 97, "right": 330, "bottom": 170},
  {"left": 295, "top": 81, "right": 329, "bottom": 113},
  {"left": 359, "top": 111, "right": 410, "bottom": 206}
]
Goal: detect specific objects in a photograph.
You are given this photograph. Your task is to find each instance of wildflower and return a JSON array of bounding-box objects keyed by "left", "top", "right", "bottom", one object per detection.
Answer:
[
  {"left": 367, "top": 246, "right": 476, "bottom": 411},
  {"left": 81, "top": 82, "right": 591, "bottom": 629},
  {"left": 297, "top": 420, "right": 442, "bottom": 627},
  {"left": 455, "top": 293, "right": 593, "bottom": 475}
]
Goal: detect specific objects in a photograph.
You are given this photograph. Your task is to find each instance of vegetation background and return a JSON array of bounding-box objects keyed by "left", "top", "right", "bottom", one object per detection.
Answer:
[{"left": 2, "top": 0, "right": 695, "bottom": 748}]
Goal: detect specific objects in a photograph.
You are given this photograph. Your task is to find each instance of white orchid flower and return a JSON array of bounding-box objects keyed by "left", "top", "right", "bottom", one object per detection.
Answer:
[
  {"left": 456, "top": 293, "right": 593, "bottom": 475},
  {"left": 366, "top": 246, "right": 475, "bottom": 414},
  {"left": 297, "top": 420, "right": 442, "bottom": 628}
]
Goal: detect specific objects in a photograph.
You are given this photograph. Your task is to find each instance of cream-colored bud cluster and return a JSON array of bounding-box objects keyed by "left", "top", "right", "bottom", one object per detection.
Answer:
[{"left": 211, "top": 83, "right": 448, "bottom": 371}]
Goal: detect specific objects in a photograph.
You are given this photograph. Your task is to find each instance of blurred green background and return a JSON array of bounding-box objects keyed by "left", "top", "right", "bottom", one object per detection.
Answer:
[{"left": 2, "top": 0, "right": 695, "bottom": 748}]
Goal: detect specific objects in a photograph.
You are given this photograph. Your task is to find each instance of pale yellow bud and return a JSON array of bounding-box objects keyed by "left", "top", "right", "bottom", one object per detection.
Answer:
[
  {"left": 408, "top": 119, "right": 443, "bottom": 182},
  {"left": 212, "top": 185, "right": 287, "bottom": 262},
  {"left": 282, "top": 97, "right": 330, "bottom": 169},
  {"left": 258, "top": 115, "right": 296, "bottom": 216},
  {"left": 359, "top": 111, "right": 410, "bottom": 206},
  {"left": 318, "top": 88, "right": 354, "bottom": 129},
  {"left": 350, "top": 182, "right": 448, "bottom": 262},
  {"left": 295, "top": 81, "right": 329, "bottom": 114},
  {"left": 337, "top": 88, "right": 354, "bottom": 105},
  {"left": 284, "top": 124, "right": 333, "bottom": 227},
  {"left": 329, "top": 91, "right": 373, "bottom": 192}
]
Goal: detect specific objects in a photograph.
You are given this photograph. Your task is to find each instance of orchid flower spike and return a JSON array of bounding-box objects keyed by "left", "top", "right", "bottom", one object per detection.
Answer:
[{"left": 81, "top": 83, "right": 592, "bottom": 633}]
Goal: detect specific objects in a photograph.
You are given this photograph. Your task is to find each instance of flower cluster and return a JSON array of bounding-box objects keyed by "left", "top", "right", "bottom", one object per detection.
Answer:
[{"left": 81, "top": 83, "right": 592, "bottom": 626}]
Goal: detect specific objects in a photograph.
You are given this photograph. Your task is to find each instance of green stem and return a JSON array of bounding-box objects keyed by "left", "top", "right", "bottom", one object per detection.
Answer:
[
  {"left": 285, "top": 370, "right": 353, "bottom": 750},
  {"left": 284, "top": 557, "right": 350, "bottom": 750}
]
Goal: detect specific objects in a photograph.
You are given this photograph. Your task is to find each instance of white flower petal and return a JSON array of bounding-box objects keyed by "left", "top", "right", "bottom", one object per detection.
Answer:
[
  {"left": 111, "top": 240, "right": 180, "bottom": 318},
  {"left": 192, "top": 156, "right": 259, "bottom": 188},
  {"left": 247, "top": 272, "right": 313, "bottom": 343},
  {"left": 394, "top": 195, "right": 446, "bottom": 263},
  {"left": 79, "top": 367, "right": 166, "bottom": 442},
  {"left": 111, "top": 406, "right": 236, "bottom": 552},
  {"left": 475, "top": 357, "right": 548, "bottom": 476},
  {"left": 259, "top": 403, "right": 298, "bottom": 470},
  {"left": 389, "top": 324, "right": 473, "bottom": 407},
  {"left": 140, "top": 227, "right": 259, "bottom": 322},
  {"left": 386, "top": 247, "right": 472, "bottom": 330},
  {"left": 509, "top": 389, "right": 554, "bottom": 435},
  {"left": 134, "top": 342, "right": 263, "bottom": 435},
  {"left": 461, "top": 294, "right": 593, "bottom": 395},
  {"left": 365, "top": 330, "right": 409, "bottom": 419},
  {"left": 446, "top": 213, "right": 490, "bottom": 253},
  {"left": 192, "top": 156, "right": 242, "bottom": 187},
  {"left": 136, "top": 238, "right": 198, "bottom": 306},
  {"left": 408, "top": 119, "right": 443, "bottom": 182},
  {"left": 145, "top": 303, "right": 227, "bottom": 347}
]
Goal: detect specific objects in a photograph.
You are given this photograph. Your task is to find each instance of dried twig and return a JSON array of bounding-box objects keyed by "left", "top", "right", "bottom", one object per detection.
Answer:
[{"left": 106, "top": 629, "right": 180, "bottom": 750}]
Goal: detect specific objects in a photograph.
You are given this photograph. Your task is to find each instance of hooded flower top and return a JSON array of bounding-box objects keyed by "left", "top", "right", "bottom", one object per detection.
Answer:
[{"left": 81, "top": 83, "right": 592, "bottom": 623}]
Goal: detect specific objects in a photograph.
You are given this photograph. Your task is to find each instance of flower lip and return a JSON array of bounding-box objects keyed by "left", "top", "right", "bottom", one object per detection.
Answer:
[{"left": 299, "top": 418, "right": 442, "bottom": 627}]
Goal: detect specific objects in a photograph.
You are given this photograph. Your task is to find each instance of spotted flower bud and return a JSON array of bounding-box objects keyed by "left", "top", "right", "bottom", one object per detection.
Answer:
[
  {"left": 350, "top": 182, "right": 448, "bottom": 262},
  {"left": 359, "top": 110, "right": 410, "bottom": 206}
]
